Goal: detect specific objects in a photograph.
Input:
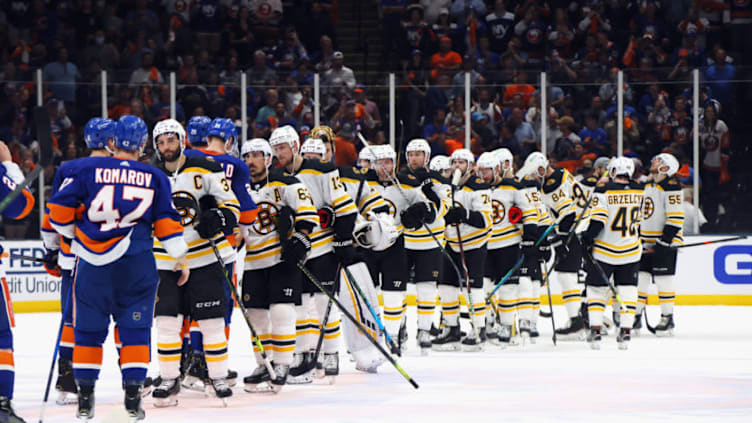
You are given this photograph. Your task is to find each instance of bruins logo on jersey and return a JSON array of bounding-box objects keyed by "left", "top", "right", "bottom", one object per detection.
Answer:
[
  {"left": 172, "top": 191, "right": 199, "bottom": 227},
  {"left": 384, "top": 198, "right": 397, "bottom": 217},
  {"left": 643, "top": 196, "right": 655, "bottom": 220},
  {"left": 491, "top": 199, "right": 506, "bottom": 224},
  {"left": 253, "top": 201, "right": 280, "bottom": 235}
]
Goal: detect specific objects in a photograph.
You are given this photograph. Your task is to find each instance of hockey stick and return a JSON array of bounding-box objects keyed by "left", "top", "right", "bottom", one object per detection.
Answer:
[
  {"left": 356, "top": 133, "right": 466, "bottom": 289},
  {"left": 450, "top": 168, "right": 480, "bottom": 341},
  {"left": 297, "top": 261, "right": 419, "bottom": 389},
  {"left": 38, "top": 280, "right": 72, "bottom": 423},
  {"left": 539, "top": 260, "right": 557, "bottom": 346},
  {"left": 309, "top": 262, "right": 341, "bottom": 376},
  {"left": 9, "top": 253, "right": 51, "bottom": 264},
  {"left": 207, "top": 237, "right": 276, "bottom": 381},
  {"left": 341, "top": 265, "right": 400, "bottom": 354},
  {"left": 643, "top": 235, "right": 748, "bottom": 253},
  {"left": 582, "top": 248, "right": 623, "bottom": 307}
]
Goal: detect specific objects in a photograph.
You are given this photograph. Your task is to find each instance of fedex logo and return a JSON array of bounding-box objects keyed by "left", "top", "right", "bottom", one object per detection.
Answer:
[{"left": 714, "top": 246, "right": 752, "bottom": 284}]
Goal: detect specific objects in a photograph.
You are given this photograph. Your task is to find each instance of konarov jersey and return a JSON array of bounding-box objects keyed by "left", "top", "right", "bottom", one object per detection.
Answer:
[
  {"left": 152, "top": 155, "right": 239, "bottom": 270},
  {"left": 243, "top": 173, "right": 319, "bottom": 270},
  {"left": 487, "top": 177, "right": 539, "bottom": 250},
  {"left": 403, "top": 170, "right": 450, "bottom": 251},
  {"left": 640, "top": 176, "right": 684, "bottom": 247},
  {"left": 47, "top": 156, "right": 186, "bottom": 266},
  {"left": 589, "top": 181, "right": 645, "bottom": 265},
  {"left": 276, "top": 158, "right": 357, "bottom": 259},
  {"left": 445, "top": 176, "right": 493, "bottom": 252}
]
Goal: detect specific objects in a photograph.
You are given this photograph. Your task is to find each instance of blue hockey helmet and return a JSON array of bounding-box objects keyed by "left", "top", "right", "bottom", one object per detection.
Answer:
[
  {"left": 114, "top": 115, "right": 148, "bottom": 152},
  {"left": 186, "top": 116, "right": 212, "bottom": 145},
  {"left": 83, "top": 117, "right": 117, "bottom": 149},
  {"left": 207, "top": 118, "right": 239, "bottom": 155}
]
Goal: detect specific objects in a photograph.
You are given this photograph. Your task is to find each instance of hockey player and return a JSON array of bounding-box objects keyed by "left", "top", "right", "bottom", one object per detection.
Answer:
[
  {"left": 636, "top": 153, "right": 684, "bottom": 336},
  {"left": 239, "top": 138, "right": 319, "bottom": 392},
  {"left": 186, "top": 115, "right": 212, "bottom": 146},
  {"left": 358, "top": 147, "right": 376, "bottom": 169},
  {"left": 367, "top": 144, "right": 438, "bottom": 353},
  {"left": 429, "top": 155, "right": 452, "bottom": 179},
  {"left": 41, "top": 117, "right": 117, "bottom": 404},
  {"left": 47, "top": 115, "right": 188, "bottom": 420},
  {"left": 517, "top": 152, "right": 590, "bottom": 339},
  {"left": 269, "top": 125, "right": 358, "bottom": 382},
  {"left": 433, "top": 148, "right": 493, "bottom": 351},
  {"left": 580, "top": 157, "right": 644, "bottom": 350},
  {"left": 477, "top": 150, "right": 539, "bottom": 345},
  {"left": 0, "top": 141, "right": 35, "bottom": 423},
  {"left": 181, "top": 117, "right": 259, "bottom": 389},
  {"left": 150, "top": 118, "right": 240, "bottom": 405},
  {"left": 402, "top": 139, "right": 450, "bottom": 351}
]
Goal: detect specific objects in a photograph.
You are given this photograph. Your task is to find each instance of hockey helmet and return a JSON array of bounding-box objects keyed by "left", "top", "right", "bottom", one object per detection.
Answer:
[
  {"left": 516, "top": 151, "right": 549, "bottom": 179},
  {"left": 405, "top": 138, "right": 431, "bottom": 166},
  {"left": 450, "top": 148, "right": 474, "bottom": 166},
  {"left": 429, "top": 155, "right": 451, "bottom": 172},
  {"left": 269, "top": 125, "right": 300, "bottom": 154},
  {"left": 652, "top": 153, "right": 679, "bottom": 177},
  {"left": 186, "top": 116, "right": 211, "bottom": 145},
  {"left": 492, "top": 148, "right": 514, "bottom": 172},
  {"left": 241, "top": 138, "right": 274, "bottom": 168},
  {"left": 207, "top": 117, "right": 239, "bottom": 155},
  {"left": 300, "top": 138, "right": 326, "bottom": 158},
  {"left": 114, "top": 115, "right": 148, "bottom": 152},
  {"left": 608, "top": 156, "right": 635, "bottom": 179},
  {"left": 84, "top": 117, "right": 117, "bottom": 150}
]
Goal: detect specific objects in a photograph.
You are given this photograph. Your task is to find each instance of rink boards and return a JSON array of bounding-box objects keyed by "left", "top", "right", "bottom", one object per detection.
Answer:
[{"left": 2, "top": 236, "right": 751, "bottom": 313}]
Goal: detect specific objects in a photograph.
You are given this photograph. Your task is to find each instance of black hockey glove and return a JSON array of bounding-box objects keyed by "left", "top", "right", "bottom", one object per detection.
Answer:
[
  {"left": 400, "top": 209, "right": 421, "bottom": 230},
  {"left": 333, "top": 238, "right": 357, "bottom": 266},
  {"left": 444, "top": 206, "right": 468, "bottom": 225},
  {"left": 402, "top": 202, "right": 435, "bottom": 229},
  {"left": 420, "top": 181, "right": 442, "bottom": 210},
  {"left": 579, "top": 232, "right": 596, "bottom": 252},
  {"left": 196, "top": 208, "right": 235, "bottom": 239},
  {"left": 42, "top": 249, "right": 61, "bottom": 277},
  {"left": 520, "top": 239, "right": 539, "bottom": 261},
  {"left": 317, "top": 206, "right": 335, "bottom": 230},
  {"left": 282, "top": 231, "right": 311, "bottom": 263},
  {"left": 652, "top": 238, "right": 672, "bottom": 267}
]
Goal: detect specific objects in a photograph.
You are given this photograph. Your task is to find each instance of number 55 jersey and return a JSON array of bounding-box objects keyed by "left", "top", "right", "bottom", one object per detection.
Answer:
[{"left": 47, "top": 156, "right": 187, "bottom": 265}]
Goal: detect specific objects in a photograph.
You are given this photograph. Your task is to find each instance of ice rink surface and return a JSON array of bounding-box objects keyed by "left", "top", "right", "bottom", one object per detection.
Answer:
[{"left": 10, "top": 305, "right": 752, "bottom": 423}]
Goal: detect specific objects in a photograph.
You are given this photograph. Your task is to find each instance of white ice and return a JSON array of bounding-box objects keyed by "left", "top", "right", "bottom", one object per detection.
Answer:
[{"left": 10, "top": 305, "right": 752, "bottom": 423}]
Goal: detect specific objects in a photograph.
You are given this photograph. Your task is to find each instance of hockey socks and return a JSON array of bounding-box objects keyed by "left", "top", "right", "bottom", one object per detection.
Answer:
[
  {"left": 156, "top": 315, "right": 183, "bottom": 380},
  {"left": 382, "top": 291, "right": 405, "bottom": 338},
  {"left": 73, "top": 330, "right": 105, "bottom": 383},
  {"left": 619, "top": 285, "right": 638, "bottom": 329},
  {"left": 637, "top": 271, "right": 651, "bottom": 315},
  {"left": 117, "top": 327, "right": 150, "bottom": 384},
  {"left": 438, "top": 285, "right": 460, "bottom": 327},
  {"left": 586, "top": 286, "right": 609, "bottom": 328},
  {"left": 198, "top": 318, "right": 228, "bottom": 380},
  {"left": 269, "top": 304, "right": 296, "bottom": 365},
  {"left": 655, "top": 275, "right": 676, "bottom": 315},
  {"left": 557, "top": 272, "right": 582, "bottom": 319},
  {"left": 314, "top": 292, "right": 341, "bottom": 354},
  {"left": 415, "top": 282, "right": 437, "bottom": 331}
]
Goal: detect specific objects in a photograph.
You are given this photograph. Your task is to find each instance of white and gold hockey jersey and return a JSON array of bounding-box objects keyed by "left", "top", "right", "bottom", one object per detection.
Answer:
[
  {"left": 371, "top": 171, "right": 433, "bottom": 234},
  {"left": 589, "top": 181, "right": 645, "bottom": 265},
  {"left": 242, "top": 173, "right": 319, "bottom": 270},
  {"left": 338, "top": 166, "right": 390, "bottom": 216},
  {"left": 403, "top": 170, "right": 450, "bottom": 251},
  {"left": 445, "top": 177, "right": 493, "bottom": 251},
  {"left": 153, "top": 155, "right": 240, "bottom": 270},
  {"left": 640, "top": 177, "right": 684, "bottom": 247},
  {"left": 541, "top": 168, "right": 593, "bottom": 234},
  {"left": 279, "top": 158, "right": 358, "bottom": 259},
  {"left": 519, "top": 176, "right": 554, "bottom": 232},
  {"left": 488, "top": 177, "right": 539, "bottom": 250}
]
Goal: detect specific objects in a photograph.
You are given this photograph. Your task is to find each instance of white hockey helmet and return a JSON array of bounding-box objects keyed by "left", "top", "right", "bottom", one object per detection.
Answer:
[
  {"left": 652, "top": 153, "right": 679, "bottom": 177},
  {"left": 300, "top": 138, "right": 326, "bottom": 158},
  {"left": 429, "top": 155, "right": 451, "bottom": 172},
  {"left": 269, "top": 125, "right": 300, "bottom": 154},
  {"left": 354, "top": 212, "right": 400, "bottom": 251},
  {"left": 608, "top": 156, "right": 635, "bottom": 179},
  {"left": 476, "top": 152, "right": 500, "bottom": 173},
  {"left": 374, "top": 144, "right": 396, "bottom": 162},
  {"left": 359, "top": 146, "right": 377, "bottom": 165},
  {"left": 492, "top": 148, "right": 514, "bottom": 172},
  {"left": 241, "top": 138, "right": 274, "bottom": 168},
  {"left": 450, "top": 148, "right": 474, "bottom": 166},
  {"left": 516, "top": 151, "right": 549, "bottom": 179},
  {"left": 152, "top": 118, "right": 186, "bottom": 158},
  {"left": 405, "top": 138, "right": 432, "bottom": 166}
]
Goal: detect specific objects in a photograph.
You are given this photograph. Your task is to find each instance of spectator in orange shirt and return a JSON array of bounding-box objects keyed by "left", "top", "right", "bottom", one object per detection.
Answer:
[
  {"left": 431, "top": 36, "right": 462, "bottom": 80},
  {"left": 503, "top": 70, "right": 535, "bottom": 108}
]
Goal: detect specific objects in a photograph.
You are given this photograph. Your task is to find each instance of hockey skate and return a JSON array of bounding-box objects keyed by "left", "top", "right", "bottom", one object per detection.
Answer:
[
  {"left": 461, "top": 328, "right": 486, "bottom": 352},
  {"left": 287, "top": 352, "right": 314, "bottom": 385},
  {"left": 617, "top": 327, "right": 631, "bottom": 350},
  {"left": 554, "top": 316, "right": 586, "bottom": 341},
  {"left": 654, "top": 314, "right": 675, "bottom": 337},
  {"left": 55, "top": 356, "right": 78, "bottom": 405},
  {"left": 76, "top": 384, "right": 95, "bottom": 421},
  {"left": 209, "top": 377, "right": 232, "bottom": 406},
  {"left": 226, "top": 369, "right": 238, "bottom": 387},
  {"left": 322, "top": 352, "right": 339, "bottom": 384},
  {"left": 243, "top": 363, "right": 282, "bottom": 394},
  {"left": 632, "top": 312, "right": 643, "bottom": 336},
  {"left": 587, "top": 327, "right": 602, "bottom": 350},
  {"left": 529, "top": 321, "right": 539, "bottom": 344},
  {"left": 0, "top": 396, "right": 25, "bottom": 423},
  {"left": 124, "top": 384, "right": 145, "bottom": 421},
  {"left": 182, "top": 352, "right": 209, "bottom": 392},
  {"left": 518, "top": 319, "right": 533, "bottom": 346},
  {"left": 398, "top": 323, "right": 408, "bottom": 353},
  {"left": 388, "top": 333, "right": 402, "bottom": 356},
  {"left": 431, "top": 325, "right": 461, "bottom": 351},
  {"left": 140, "top": 376, "right": 153, "bottom": 397},
  {"left": 491, "top": 324, "right": 511, "bottom": 347},
  {"left": 416, "top": 329, "right": 432, "bottom": 355},
  {"left": 152, "top": 377, "right": 180, "bottom": 407}
]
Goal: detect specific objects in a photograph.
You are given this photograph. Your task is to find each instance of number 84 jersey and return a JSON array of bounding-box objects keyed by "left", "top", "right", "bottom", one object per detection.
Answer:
[{"left": 242, "top": 174, "right": 319, "bottom": 270}]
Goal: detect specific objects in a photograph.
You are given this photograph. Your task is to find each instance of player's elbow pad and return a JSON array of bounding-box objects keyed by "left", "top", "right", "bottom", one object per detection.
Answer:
[
  {"left": 466, "top": 210, "right": 486, "bottom": 228},
  {"left": 333, "top": 212, "right": 357, "bottom": 241}
]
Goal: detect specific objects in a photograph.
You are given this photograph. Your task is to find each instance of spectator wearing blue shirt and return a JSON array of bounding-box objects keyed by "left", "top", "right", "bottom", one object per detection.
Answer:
[
  {"left": 705, "top": 48, "right": 735, "bottom": 111},
  {"left": 423, "top": 109, "right": 449, "bottom": 156},
  {"left": 450, "top": 0, "right": 486, "bottom": 21},
  {"left": 579, "top": 113, "right": 608, "bottom": 154},
  {"left": 43, "top": 48, "right": 80, "bottom": 104}
]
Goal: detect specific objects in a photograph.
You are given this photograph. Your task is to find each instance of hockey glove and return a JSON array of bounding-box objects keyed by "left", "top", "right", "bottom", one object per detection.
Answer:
[
  {"left": 317, "top": 206, "right": 335, "bottom": 230},
  {"left": 579, "top": 232, "right": 596, "bottom": 252},
  {"left": 412, "top": 167, "right": 430, "bottom": 183},
  {"left": 537, "top": 236, "right": 552, "bottom": 262},
  {"left": 444, "top": 206, "right": 468, "bottom": 225},
  {"left": 283, "top": 231, "right": 312, "bottom": 263},
  {"left": 333, "top": 238, "right": 357, "bottom": 266},
  {"left": 420, "top": 181, "right": 442, "bottom": 210},
  {"left": 196, "top": 208, "right": 233, "bottom": 239},
  {"left": 43, "top": 249, "right": 62, "bottom": 277},
  {"left": 520, "top": 239, "right": 538, "bottom": 262},
  {"left": 652, "top": 238, "right": 672, "bottom": 268},
  {"left": 400, "top": 209, "right": 421, "bottom": 230}
]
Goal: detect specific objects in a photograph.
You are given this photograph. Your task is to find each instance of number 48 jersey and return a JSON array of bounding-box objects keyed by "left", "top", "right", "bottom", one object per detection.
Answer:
[
  {"left": 47, "top": 156, "right": 186, "bottom": 266},
  {"left": 589, "top": 181, "right": 645, "bottom": 265}
]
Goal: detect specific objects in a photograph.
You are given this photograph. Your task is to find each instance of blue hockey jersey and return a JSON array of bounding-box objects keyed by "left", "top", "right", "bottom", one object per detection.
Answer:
[
  {"left": 0, "top": 161, "right": 34, "bottom": 220},
  {"left": 42, "top": 158, "right": 86, "bottom": 270},
  {"left": 47, "top": 156, "right": 187, "bottom": 265}
]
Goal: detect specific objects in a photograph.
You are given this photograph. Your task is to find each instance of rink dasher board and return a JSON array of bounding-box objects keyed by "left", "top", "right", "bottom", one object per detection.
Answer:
[{"left": 2, "top": 236, "right": 751, "bottom": 312}]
